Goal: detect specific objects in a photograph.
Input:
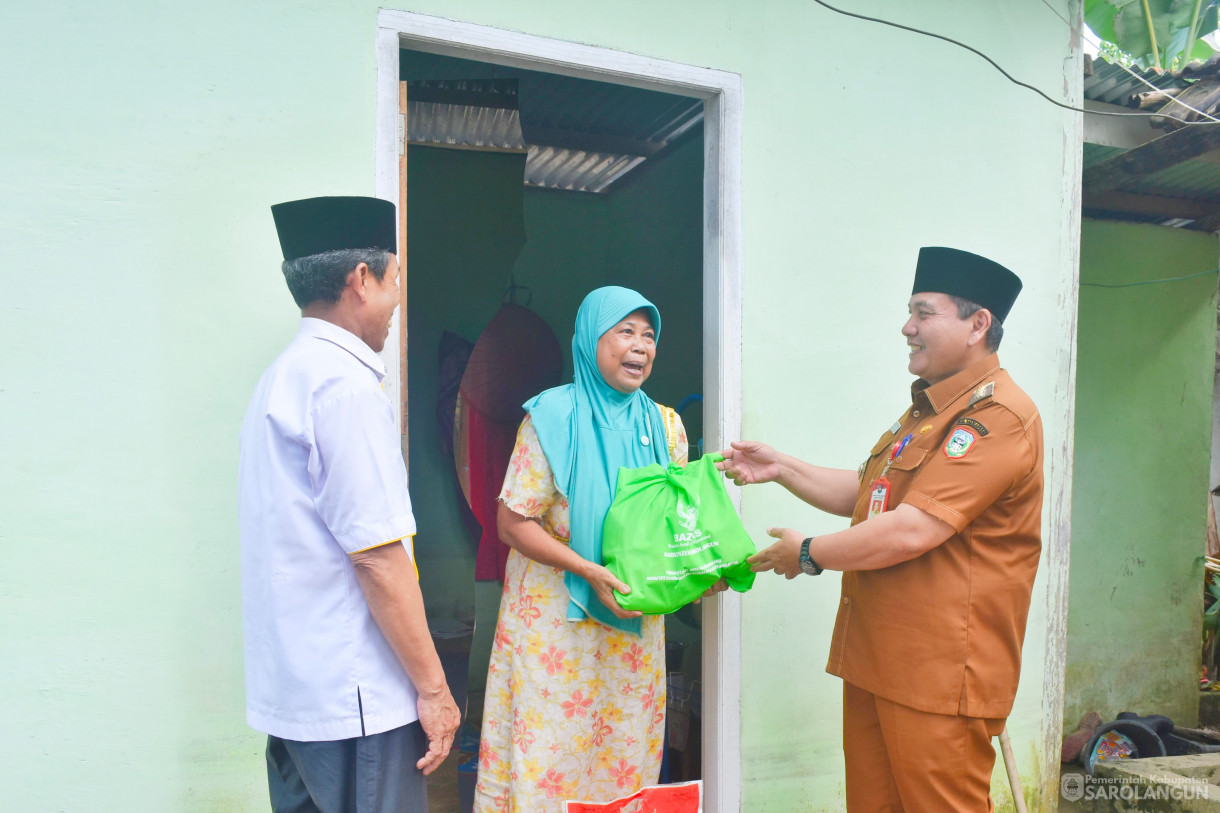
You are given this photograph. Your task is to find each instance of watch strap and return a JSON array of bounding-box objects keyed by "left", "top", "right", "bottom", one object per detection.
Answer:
[{"left": 800, "top": 536, "right": 823, "bottom": 576}]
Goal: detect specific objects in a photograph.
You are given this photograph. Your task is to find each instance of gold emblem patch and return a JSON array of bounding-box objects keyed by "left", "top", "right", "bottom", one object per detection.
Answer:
[{"left": 968, "top": 382, "right": 995, "bottom": 407}]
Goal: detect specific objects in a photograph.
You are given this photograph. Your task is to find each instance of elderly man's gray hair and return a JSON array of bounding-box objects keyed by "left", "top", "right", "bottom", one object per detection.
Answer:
[{"left": 282, "top": 248, "right": 393, "bottom": 308}]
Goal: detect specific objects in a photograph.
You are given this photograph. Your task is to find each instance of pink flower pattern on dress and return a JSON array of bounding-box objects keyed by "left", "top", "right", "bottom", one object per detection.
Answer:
[
  {"left": 538, "top": 768, "right": 568, "bottom": 799},
  {"left": 512, "top": 713, "right": 536, "bottom": 753},
  {"left": 589, "top": 712, "right": 613, "bottom": 747},
  {"left": 640, "top": 682, "right": 656, "bottom": 712},
  {"left": 611, "top": 758, "right": 638, "bottom": 790},
  {"left": 516, "top": 594, "right": 542, "bottom": 627},
  {"left": 473, "top": 412, "right": 687, "bottom": 813},
  {"left": 539, "top": 645, "right": 567, "bottom": 676},
  {"left": 620, "top": 643, "right": 645, "bottom": 673},
  {"left": 479, "top": 738, "right": 499, "bottom": 770},
  {"left": 561, "top": 689, "right": 593, "bottom": 719}
]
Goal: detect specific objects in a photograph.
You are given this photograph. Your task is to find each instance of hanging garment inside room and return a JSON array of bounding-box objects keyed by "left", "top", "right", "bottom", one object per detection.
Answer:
[{"left": 456, "top": 301, "right": 562, "bottom": 581}]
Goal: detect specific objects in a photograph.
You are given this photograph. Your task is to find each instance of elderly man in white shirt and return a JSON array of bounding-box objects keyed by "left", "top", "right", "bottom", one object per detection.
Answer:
[{"left": 239, "top": 196, "right": 459, "bottom": 813}]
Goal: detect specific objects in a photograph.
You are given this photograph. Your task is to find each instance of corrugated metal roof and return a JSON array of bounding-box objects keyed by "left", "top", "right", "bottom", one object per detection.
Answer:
[
  {"left": 1083, "top": 56, "right": 1190, "bottom": 106},
  {"left": 1084, "top": 57, "right": 1220, "bottom": 231},
  {"left": 1087, "top": 142, "right": 1220, "bottom": 200},
  {"left": 408, "top": 102, "right": 526, "bottom": 151},
  {"left": 524, "top": 146, "right": 645, "bottom": 193},
  {"left": 1136, "top": 157, "right": 1220, "bottom": 202},
  {"left": 1083, "top": 143, "right": 1124, "bottom": 168},
  {"left": 400, "top": 49, "right": 702, "bottom": 194}
]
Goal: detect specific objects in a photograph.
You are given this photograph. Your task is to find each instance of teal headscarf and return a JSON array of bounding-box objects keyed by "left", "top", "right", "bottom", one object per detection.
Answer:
[{"left": 524, "top": 286, "right": 671, "bottom": 635}]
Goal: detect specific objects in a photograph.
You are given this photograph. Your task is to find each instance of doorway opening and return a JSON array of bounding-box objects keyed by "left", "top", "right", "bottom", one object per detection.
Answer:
[{"left": 375, "top": 11, "right": 743, "bottom": 813}]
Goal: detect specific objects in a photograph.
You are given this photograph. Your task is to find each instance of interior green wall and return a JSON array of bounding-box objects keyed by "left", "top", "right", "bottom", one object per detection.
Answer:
[
  {"left": 607, "top": 132, "right": 707, "bottom": 447},
  {"left": 604, "top": 131, "right": 709, "bottom": 687},
  {"left": 1064, "top": 219, "right": 1218, "bottom": 729},
  {"left": 405, "top": 145, "right": 605, "bottom": 625},
  {"left": 2, "top": 1, "right": 1078, "bottom": 810}
]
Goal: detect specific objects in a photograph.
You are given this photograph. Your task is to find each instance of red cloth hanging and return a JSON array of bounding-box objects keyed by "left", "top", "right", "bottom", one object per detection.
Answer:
[
  {"left": 459, "top": 303, "right": 562, "bottom": 581},
  {"left": 466, "top": 404, "right": 519, "bottom": 581}
]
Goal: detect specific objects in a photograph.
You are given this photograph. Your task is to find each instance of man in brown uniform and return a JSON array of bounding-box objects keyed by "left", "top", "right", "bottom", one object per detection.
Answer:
[{"left": 719, "top": 247, "right": 1043, "bottom": 811}]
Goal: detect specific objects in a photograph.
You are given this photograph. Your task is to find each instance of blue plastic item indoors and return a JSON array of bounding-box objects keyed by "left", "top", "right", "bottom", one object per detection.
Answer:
[
  {"left": 676, "top": 393, "right": 704, "bottom": 459},
  {"left": 458, "top": 754, "right": 477, "bottom": 813},
  {"left": 457, "top": 723, "right": 480, "bottom": 754}
]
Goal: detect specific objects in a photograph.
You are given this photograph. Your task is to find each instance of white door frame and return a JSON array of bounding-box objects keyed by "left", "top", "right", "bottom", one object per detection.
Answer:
[{"left": 375, "top": 11, "right": 744, "bottom": 811}]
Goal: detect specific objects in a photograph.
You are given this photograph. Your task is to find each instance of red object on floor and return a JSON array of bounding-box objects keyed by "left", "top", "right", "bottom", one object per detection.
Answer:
[{"left": 562, "top": 781, "right": 702, "bottom": 813}]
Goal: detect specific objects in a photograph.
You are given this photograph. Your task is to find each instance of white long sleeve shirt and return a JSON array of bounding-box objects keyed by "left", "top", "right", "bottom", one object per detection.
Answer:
[{"left": 239, "top": 318, "right": 418, "bottom": 741}]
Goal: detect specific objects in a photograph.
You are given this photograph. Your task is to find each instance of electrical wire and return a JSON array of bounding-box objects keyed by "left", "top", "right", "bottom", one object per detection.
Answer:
[
  {"left": 1080, "top": 266, "right": 1219, "bottom": 288},
  {"left": 1036, "top": 0, "right": 1077, "bottom": 30},
  {"left": 1035, "top": 0, "right": 1220, "bottom": 123},
  {"left": 809, "top": 0, "right": 1220, "bottom": 124}
]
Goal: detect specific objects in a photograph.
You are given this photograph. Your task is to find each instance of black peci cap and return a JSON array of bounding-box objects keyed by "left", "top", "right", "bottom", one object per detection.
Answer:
[
  {"left": 271, "top": 196, "right": 397, "bottom": 261},
  {"left": 912, "top": 246, "right": 1022, "bottom": 323}
]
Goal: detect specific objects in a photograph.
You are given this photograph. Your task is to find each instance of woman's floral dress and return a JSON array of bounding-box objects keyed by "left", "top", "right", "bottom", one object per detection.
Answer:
[{"left": 473, "top": 408, "right": 688, "bottom": 813}]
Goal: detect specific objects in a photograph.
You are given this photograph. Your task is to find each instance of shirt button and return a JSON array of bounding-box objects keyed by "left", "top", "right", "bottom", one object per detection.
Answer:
[
  {"left": 841, "top": 597, "right": 850, "bottom": 606},
  {"left": 912, "top": 410, "right": 921, "bottom": 418},
  {"left": 641, "top": 435, "right": 651, "bottom": 446}
]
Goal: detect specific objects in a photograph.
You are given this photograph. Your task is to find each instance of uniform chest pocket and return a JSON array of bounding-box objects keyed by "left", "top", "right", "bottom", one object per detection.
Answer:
[
  {"left": 886, "top": 447, "right": 928, "bottom": 475},
  {"left": 870, "top": 434, "right": 895, "bottom": 457},
  {"left": 880, "top": 447, "right": 929, "bottom": 506}
]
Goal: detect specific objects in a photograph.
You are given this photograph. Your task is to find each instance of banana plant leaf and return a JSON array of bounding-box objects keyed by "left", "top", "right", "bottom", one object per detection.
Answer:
[
  {"left": 1086, "top": 0, "right": 1219, "bottom": 68},
  {"left": 1203, "top": 582, "right": 1220, "bottom": 637}
]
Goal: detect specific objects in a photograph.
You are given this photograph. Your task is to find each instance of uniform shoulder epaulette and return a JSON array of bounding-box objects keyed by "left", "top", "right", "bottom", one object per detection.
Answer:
[{"left": 967, "top": 381, "right": 994, "bottom": 407}]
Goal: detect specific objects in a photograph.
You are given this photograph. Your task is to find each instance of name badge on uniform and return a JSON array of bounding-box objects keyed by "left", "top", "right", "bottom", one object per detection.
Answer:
[
  {"left": 867, "top": 432, "right": 911, "bottom": 518},
  {"left": 868, "top": 476, "right": 891, "bottom": 517}
]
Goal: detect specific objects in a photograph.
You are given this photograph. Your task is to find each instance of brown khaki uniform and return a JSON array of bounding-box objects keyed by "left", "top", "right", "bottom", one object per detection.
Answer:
[{"left": 828, "top": 354, "right": 1043, "bottom": 811}]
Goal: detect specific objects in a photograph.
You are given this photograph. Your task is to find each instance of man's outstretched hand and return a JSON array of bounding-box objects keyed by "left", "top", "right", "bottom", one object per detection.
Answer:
[
  {"left": 716, "top": 441, "right": 782, "bottom": 486},
  {"left": 747, "top": 526, "right": 805, "bottom": 579}
]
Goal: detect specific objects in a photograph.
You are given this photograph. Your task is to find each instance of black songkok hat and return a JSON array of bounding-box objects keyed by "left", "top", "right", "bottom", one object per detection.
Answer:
[
  {"left": 271, "top": 196, "right": 397, "bottom": 261},
  {"left": 911, "top": 246, "right": 1022, "bottom": 323}
]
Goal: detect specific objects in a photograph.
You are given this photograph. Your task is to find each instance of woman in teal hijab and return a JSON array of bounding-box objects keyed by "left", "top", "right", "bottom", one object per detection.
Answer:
[
  {"left": 525, "top": 285, "right": 673, "bottom": 633},
  {"left": 475, "top": 286, "right": 688, "bottom": 812}
]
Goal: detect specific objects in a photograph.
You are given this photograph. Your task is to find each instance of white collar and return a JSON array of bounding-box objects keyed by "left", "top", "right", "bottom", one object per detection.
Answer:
[{"left": 298, "top": 317, "right": 387, "bottom": 381}]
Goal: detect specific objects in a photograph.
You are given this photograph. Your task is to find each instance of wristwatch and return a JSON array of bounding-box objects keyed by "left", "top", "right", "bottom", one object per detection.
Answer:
[{"left": 799, "top": 537, "right": 823, "bottom": 576}]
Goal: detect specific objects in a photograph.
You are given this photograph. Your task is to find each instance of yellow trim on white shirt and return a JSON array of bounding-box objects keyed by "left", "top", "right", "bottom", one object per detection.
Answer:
[{"left": 349, "top": 534, "right": 419, "bottom": 578}]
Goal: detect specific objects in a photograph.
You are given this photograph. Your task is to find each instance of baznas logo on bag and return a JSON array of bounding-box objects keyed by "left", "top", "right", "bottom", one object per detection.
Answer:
[{"left": 676, "top": 496, "right": 700, "bottom": 531}]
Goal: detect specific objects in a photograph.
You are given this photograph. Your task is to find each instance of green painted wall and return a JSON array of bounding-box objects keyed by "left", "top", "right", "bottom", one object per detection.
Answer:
[
  {"left": 1064, "top": 219, "right": 1218, "bottom": 730},
  {"left": 727, "top": 5, "right": 1081, "bottom": 811},
  {"left": 1, "top": 1, "right": 1078, "bottom": 810}
]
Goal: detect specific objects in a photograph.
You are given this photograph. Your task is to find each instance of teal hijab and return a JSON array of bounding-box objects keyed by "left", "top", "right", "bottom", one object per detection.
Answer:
[{"left": 524, "top": 286, "right": 671, "bottom": 635}]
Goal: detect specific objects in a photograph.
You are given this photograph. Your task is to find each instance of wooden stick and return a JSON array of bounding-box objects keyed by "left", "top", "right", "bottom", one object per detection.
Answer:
[
  {"left": 999, "top": 727, "right": 1029, "bottom": 813},
  {"left": 1207, "top": 496, "right": 1219, "bottom": 558},
  {"left": 1130, "top": 88, "right": 1183, "bottom": 109}
]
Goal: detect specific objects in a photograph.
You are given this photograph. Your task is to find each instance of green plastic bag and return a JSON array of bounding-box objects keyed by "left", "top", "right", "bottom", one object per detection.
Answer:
[{"left": 602, "top": 453, "right": 756, "bottom": 614}]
